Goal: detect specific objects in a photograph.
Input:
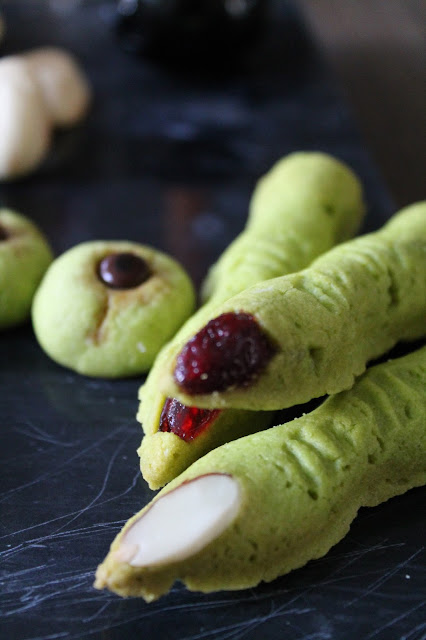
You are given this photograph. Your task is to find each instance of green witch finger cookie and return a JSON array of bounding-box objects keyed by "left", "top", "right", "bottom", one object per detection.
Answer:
[
  {"left": 0, "top": 208, "right": 53, "bottom": 330},
  {"left": 160, "top": 201, "right": 426, "bottom": 411},
  {"left": 201, "top": 151, "right": 365, "bottom": 305},
  {"left": 32, "top": 241, "right": 195, "bottom": 377},
  {"left": 138, "top": 152, "right": 366, "bottom": 489},
  {"left": 95, "top": 345, "right": 426, "bottom": 601}
]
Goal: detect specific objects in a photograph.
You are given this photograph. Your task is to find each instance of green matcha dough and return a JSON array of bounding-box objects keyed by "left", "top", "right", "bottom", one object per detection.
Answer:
[
  {"left": 0, "top": 208, "right": 53, "bottom": 330},
  {"left": 95, "top": 345, "right": 426, "bottom": 601},
  {"left": 138, "top": 152, "right": 366, "bottom": 489},
  {"left": 32, "top": 241, "right": 195, "bottom": 377},
  {"left": 161, "top": 201, "right": 426, "bottom": 411},
  {"left": 202, "top": 151, "right": 365, "bottom": 304}
]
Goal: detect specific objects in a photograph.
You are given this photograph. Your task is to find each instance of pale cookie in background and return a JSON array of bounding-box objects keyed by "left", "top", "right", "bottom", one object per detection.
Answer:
[
  {"left": 0, "top": 58, "right": 51, "bottom": 180},
  {"left": 0, "top": 209, "right": 53, "bottom": 330},
  {"left": 24, "top": 47, "right": 92, "bottom": 127},
  {"left": 0, "top": 47, "right": 91, "bottom": 180},
  {"left": 32, "top": 241, "right": 196, "bottom": 378}
]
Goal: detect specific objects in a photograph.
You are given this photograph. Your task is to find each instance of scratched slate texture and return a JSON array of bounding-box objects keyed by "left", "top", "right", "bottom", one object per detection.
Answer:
[{"left": 0, "top": 2, "right": 425, "bottom": 640}]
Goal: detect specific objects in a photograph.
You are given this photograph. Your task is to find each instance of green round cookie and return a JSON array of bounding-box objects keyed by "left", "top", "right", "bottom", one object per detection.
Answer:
[
  {"left": 32, "top": 240, "right": 196, "bottom": 377},
  {"left": 0, "top": 208, "right": 53, "bottom": 330}
]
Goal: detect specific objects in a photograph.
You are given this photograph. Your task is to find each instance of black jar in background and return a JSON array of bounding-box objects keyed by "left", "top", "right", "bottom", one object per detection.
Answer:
[{"left": 115, "top": 0, "right": 269, "bottom": 68}]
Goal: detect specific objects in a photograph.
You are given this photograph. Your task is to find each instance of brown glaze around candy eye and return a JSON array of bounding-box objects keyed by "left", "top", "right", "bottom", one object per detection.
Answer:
[
  {"left": 0, "top": 224, "right": 9, "bottom": 241},
  {"left": 97, "top": 252, "right": 152, "bottom": 289}
]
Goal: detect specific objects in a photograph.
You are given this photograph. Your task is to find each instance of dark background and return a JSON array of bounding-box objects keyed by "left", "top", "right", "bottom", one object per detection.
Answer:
[
  {"left": 298, "top": 0, "right": 425, "bottom": 209},
  {"left": 0, "top": 2, "right": 424, "bottom": 639}
]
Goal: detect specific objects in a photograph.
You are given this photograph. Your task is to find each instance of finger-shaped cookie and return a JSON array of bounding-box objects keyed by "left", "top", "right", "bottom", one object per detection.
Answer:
[
  {"left": 32, "top": 241, "right": 195, "bottom": 377},
  {"left": 202, "top": 151, "right": 365, "bottom": 304},
  {"left": 138, "top": 152, "right": 365, "bottom": 488},
  {"left": 95, "top": 345, "right": 426, "bottom": 601},
  {"left": 161, "top": 201, "right": 426, "bottom": 411},
  {"left": 0, "top": 209, "right": 53, "bottom": 329}
]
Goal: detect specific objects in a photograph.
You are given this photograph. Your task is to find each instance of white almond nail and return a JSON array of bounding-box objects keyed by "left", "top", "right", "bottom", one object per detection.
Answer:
[{"left": 119, "top": 474, "right": 241, "bottom": 567}]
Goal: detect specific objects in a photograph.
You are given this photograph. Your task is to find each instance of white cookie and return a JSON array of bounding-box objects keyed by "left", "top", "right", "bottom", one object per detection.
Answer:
[
  {"left": 24, "top": 47, "right": 91, "bottom": 127},
  {"left": 0, "top": 57, "right": 51, "bottom": 180}
]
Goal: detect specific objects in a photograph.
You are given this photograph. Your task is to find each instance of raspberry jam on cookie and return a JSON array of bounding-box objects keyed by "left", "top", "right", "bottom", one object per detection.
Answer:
[
  {"left": 174, "top": 312, "right": 276, "bottom": 394},
  {"left": 159, "top": 397, "right": 221, "bottom": 441}
]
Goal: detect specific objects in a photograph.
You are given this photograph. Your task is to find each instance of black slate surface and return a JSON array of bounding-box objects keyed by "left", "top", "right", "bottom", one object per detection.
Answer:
[{"left": 0, "top": 2, "right": 425, "bottom": 639}]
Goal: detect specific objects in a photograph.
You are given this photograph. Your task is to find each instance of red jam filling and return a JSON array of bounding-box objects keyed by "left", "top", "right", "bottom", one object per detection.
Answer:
[
  {"left": 173, "top": 312, "right": 276, "bottom": 394},
  {"left": 159, "top": 397, "right": 221, "bottom": 442}
]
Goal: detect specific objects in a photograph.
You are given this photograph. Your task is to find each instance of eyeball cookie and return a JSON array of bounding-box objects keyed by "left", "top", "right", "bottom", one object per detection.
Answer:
[
  {"left": 0, "top": 209, "right": 53, "bottom": 330},
  {"left": 32, "top": 241, "right": 196, "bottom": 378}
]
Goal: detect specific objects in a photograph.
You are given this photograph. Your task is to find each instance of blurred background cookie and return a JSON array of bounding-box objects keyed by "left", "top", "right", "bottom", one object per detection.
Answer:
[
  {"left": 0, "top": 208, "right": 53, "bottom": 330},
  {"left": 0, "top": 57, "right": 52, "bottom": 180},
  {"left": 0, "top": 47, "right": 91, "bottom": 180},
  {"left": 23, "top": 47, "right": 92, "bottom": 128}
]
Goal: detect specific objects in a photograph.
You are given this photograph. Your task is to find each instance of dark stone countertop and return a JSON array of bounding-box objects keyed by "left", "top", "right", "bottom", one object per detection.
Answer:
[{"left": 0, "top": 3, "right": 424, "bottom": 639}]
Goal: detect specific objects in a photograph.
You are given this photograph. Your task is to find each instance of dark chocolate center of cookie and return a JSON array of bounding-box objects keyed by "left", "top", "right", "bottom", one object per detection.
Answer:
[
  {"left": 97, "top": 252, "right": 151, "bottom": 289},
  {"left": 0, "top": 224, "right": 9, "bottom": 241}
]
